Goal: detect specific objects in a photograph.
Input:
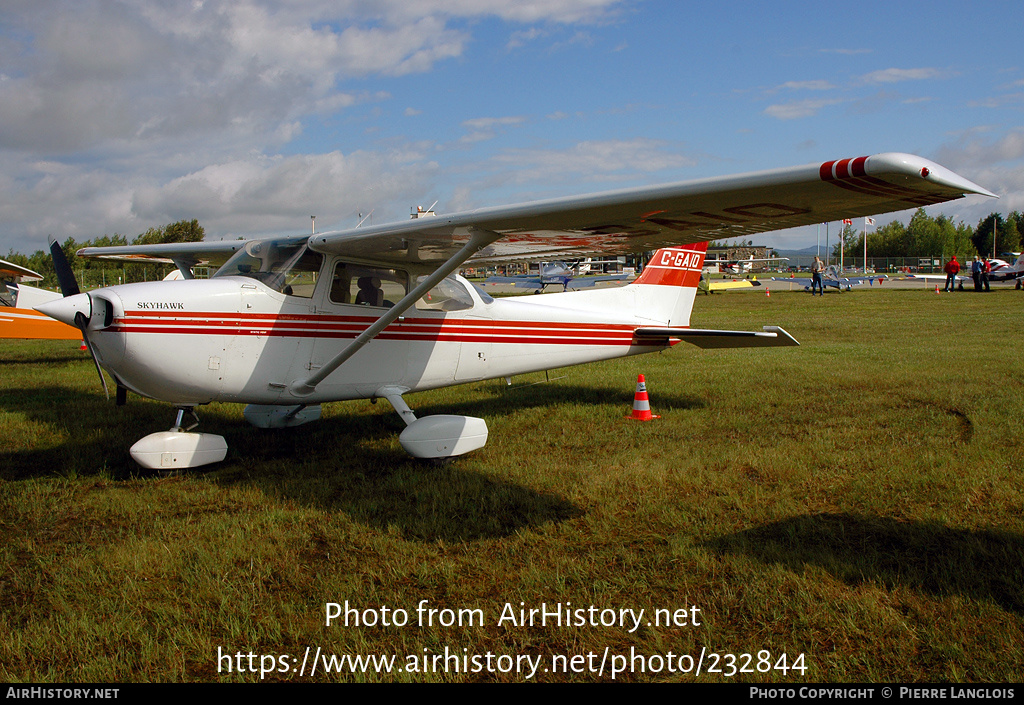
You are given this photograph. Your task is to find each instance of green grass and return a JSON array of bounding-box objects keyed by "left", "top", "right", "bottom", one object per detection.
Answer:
[{"left": 1, "top": 288, "right": 1022, "bottom": 682}]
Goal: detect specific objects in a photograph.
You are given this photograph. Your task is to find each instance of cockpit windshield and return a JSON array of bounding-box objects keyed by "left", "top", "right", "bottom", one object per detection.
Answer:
[{"left": 214, "top": 239, "right": 323, "bottom": 298}]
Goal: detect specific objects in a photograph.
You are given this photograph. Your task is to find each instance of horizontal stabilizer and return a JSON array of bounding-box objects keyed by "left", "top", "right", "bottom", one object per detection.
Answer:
[{"left": 634, "top": 325, "right": 799, "bottom": 348}]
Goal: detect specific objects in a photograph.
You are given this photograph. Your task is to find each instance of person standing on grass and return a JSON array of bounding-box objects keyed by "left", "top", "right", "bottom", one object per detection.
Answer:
[
  {"left": 982, "top": 258, "right": 991, "bottom": 292},
  {"left": 811, "top": 256, "right": 824, "bottom": 296},
  {"left": 943, "top": 255, "right": 960, "bottom": 292},
  {"left": 971, "top": 256, "right": 982, "bottom": 291}
]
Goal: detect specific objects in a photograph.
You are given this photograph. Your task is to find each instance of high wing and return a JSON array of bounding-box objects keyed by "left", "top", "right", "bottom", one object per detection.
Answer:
[
  {"left": 0, "top": 259, "right": 44, "bottom": 283},
  {"left": 72, "top": 154, "right": 992, "bottom": 272},
  {"left": 771, "top": 274, "right": 885, "bottom": 292},
  {"left": 699, "top": 278, "right": 763, "bottom": 293},
  {"left": 904, "top": 273, "right": 971, "bottom": 284},
  {"left": 305, "top": 153, "right": 993, "bottom": 267},
  {"left": 565, "top": 273, "right": 632, "bottom": 288},
  {"left": 75, "top": 239, "right": 253, "bottom": 271},
  {"left": 484, "top": 272, "right": 631, "bottom": 289}
]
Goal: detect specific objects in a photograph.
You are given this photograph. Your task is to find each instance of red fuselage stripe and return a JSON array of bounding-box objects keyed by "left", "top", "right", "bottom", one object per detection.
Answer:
[{"left": 108, "top": 312, "right": 661, "bottom": 346}]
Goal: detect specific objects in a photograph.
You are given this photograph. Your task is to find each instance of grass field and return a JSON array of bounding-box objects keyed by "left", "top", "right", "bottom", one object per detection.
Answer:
[{"left": 1, "top": 287, "right": 1022, "bottom": 682}]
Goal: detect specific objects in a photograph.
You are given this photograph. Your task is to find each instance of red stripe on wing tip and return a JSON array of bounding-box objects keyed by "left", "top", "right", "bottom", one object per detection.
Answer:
[{"left": 820, "top": 156, "right": 870, "bottom": 181}]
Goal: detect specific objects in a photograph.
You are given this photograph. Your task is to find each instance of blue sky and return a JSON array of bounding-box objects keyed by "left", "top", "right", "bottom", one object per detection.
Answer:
[{"left": 1, "top": 0, "right": 1021, "bottom": 255}]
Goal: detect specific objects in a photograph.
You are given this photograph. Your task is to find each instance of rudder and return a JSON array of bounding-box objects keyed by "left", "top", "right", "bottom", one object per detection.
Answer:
[
  {"left": 630, "top": 243, "right": 708, "bottom": 327},
  {"left": 634, "top": 243, "right": 708, "bottom": 287}
]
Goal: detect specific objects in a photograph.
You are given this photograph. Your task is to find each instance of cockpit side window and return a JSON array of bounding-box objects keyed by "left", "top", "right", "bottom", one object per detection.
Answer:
[
  {"left": 214, "top": 240, "right": 323, "bottom": 298},
  {"left": 329, "top": 263, "right": 408, "bottom": 308}
]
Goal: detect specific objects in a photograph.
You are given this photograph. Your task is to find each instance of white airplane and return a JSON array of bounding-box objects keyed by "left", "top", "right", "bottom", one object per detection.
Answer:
[
  {"left": 986, "top": 254, "right": 1024, "bottom": 284},
  {"left": 484, "top": 259, "right": 631, "bottom": 292},
  {"left": 697, "top": 276, "right": 764, "bottom": 294},
  {"left": 0, "top": 259, "right": 80, "bottom": 340},
  {"left": 35, "top": 153, "right": 992, "bottom": 469},
  {"left": 772, "top": 265, "right": 887, "bottom": 293},
  {"left": 707, "top": 255, "right": 788, "bottom": 275},
  {"left": 905, "top": 254, "right": 1024, "bottom": 289}
]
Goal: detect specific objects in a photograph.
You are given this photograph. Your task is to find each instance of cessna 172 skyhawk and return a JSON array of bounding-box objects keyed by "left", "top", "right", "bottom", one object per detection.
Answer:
[{"left": 36, "top": 153, "right": 993, "bottom": 469}]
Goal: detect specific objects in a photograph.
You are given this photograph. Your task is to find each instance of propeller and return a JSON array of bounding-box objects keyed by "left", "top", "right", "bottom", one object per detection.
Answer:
[{"left": 48, "top": 237, "right": 109, "bottom": 399}]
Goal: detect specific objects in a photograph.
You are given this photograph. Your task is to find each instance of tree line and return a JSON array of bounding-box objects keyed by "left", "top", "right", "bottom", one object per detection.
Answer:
[
  {"left": 832, "top": 210, "right": 1020, "bottom": 261},
  {"left": 4, "top": 220, "right": 204, "bottom": 290},
  {"left": 711, "top": 210, "right": 1021, "bottom": 262}
]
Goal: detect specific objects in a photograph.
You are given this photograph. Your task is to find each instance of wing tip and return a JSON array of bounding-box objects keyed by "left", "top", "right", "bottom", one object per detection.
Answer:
[
  {"left": 867, "top": 153, "right": 997, "bottom": 199},
  {"left": 820, "top": 152, "right": 996, "bottom": 199}
]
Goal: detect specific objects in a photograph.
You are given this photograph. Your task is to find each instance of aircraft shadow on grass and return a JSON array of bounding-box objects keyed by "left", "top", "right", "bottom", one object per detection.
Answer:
[
  {"left": 705, "top": 513, "right": 1024, "bottom": 614},
  {"left": 0, "top": 383, "right": 606, "bottom": 542},
  {"left": 409, "top": 381, "right": 705, "bottom": 419}
]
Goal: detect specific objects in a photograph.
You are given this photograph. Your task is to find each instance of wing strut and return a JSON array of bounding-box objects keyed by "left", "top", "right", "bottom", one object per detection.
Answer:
[{"left": 288, "top": 230, "right": 497, "bottom": 397}]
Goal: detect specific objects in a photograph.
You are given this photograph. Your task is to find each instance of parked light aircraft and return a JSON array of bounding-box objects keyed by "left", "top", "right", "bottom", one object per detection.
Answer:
[
  {"left": 772, "top": 265, "right": 887, "bottom": 293},
  {"left": 903, "top": 271, "right": 969, "bottom": 289},
  {"left": 905, "top": 254, "right": 1024, "bottom": 289},
  {"left": 698, "top": 275, "right": 763, "bottom": 295},
  {"left": 986, "top": 254, "right": 1024, "bottom": 284},
  {"left": 484, "top": 259, "right": 631, "bottom": 292},
  {"left": 708, "top": 255, "right": 788, "bottom": 275},
  {"left": 35, "top": 153, "right": 992, "bottom": 469},
  {"left": 0, "top": 259, "right": 80, "bottom": 340}
]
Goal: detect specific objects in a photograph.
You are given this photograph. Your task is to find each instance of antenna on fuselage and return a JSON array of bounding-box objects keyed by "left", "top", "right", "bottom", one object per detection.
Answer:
[{"left": 357, "top": 210, "right": 374, "bottom": 228}]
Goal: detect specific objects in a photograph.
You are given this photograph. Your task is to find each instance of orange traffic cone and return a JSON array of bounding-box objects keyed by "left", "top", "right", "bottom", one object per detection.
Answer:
[
  {"left": 765, "top": 288, "right": 771, "bottom": 298},
  {"left": 627, "top": 374, "right": 660, "bottom": 421},
  {"left": 935, "top": 284, "right": 940, "bottom": 294}
]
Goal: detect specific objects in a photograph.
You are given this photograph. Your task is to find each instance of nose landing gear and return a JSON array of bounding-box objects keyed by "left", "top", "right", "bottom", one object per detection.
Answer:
[{"left": 129, "top": 406, "right": 228, "bottom": 470}]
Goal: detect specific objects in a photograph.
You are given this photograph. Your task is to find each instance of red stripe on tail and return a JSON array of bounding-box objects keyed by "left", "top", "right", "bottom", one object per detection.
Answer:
[{"left": 633, "top": 243, "right": 708, "bottom": 287}]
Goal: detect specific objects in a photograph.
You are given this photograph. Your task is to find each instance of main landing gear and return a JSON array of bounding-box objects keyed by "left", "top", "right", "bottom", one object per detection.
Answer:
[{"left": 378, "top": 387, "right": 488, "bottom": 459}]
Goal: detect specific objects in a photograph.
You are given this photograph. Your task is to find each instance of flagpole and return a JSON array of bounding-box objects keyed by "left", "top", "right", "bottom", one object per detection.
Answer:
[
  {"left": 864, "top": 218, "right": 868, "bottom": 273},
  {"left": 864, "top": 217, "right": 875, "bottom": 273},
  {"left": 825, "top": 222, "right": 829, "bottom": 266}
]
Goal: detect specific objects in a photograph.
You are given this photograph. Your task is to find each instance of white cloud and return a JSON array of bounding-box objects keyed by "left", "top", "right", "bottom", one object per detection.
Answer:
[
  {"left": 136, "top": 147, "right": 441, "bottom": 230},
  {"left": 459, "top": 116, "right": 528, "bottom": 144},
  {"left": 763, "top": 98, "right": 844, "bottom": 120},
  {"left": 777, "top": 80, "right": 836, "bottom": 92},
  {"left": 0, "top": 1, "right": 622, "bottom": 157},
  {"left": 820, "top": 48, "right": 872, "bottom": 56},
  {"left": 859, "top": 67, "right": 944, "bottom": 84},
  {"left": 491, "top": 139, "right": 697, "bottom": 182},
  {"left": 934, "top": 129, "right": 1024, "bottom": 170},
  {"left": 967, "top": 92, "right": 1024, "bottom": 109},
  {"left": 0, "top": 0, "right": 628, "bottom": 252}
]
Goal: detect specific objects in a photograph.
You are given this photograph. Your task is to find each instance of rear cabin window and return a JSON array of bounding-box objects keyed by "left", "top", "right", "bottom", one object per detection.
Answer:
[
  {"left": 329, "top": 264, "right": 408, "bottom": 308},
  {"left": 414, "top": 275, "right": 474, "bottom": 312}
]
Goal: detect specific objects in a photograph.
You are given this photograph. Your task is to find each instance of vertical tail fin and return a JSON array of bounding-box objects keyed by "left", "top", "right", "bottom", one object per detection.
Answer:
[
  {"left": 630, "top": 243, "right": 707, "bottom": 327},
  {"left": 633, "top": 243, "right": 707, "bottom": 286},
  {"left": 516, "top": 242, "right": 707, "bottom": 328}
]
